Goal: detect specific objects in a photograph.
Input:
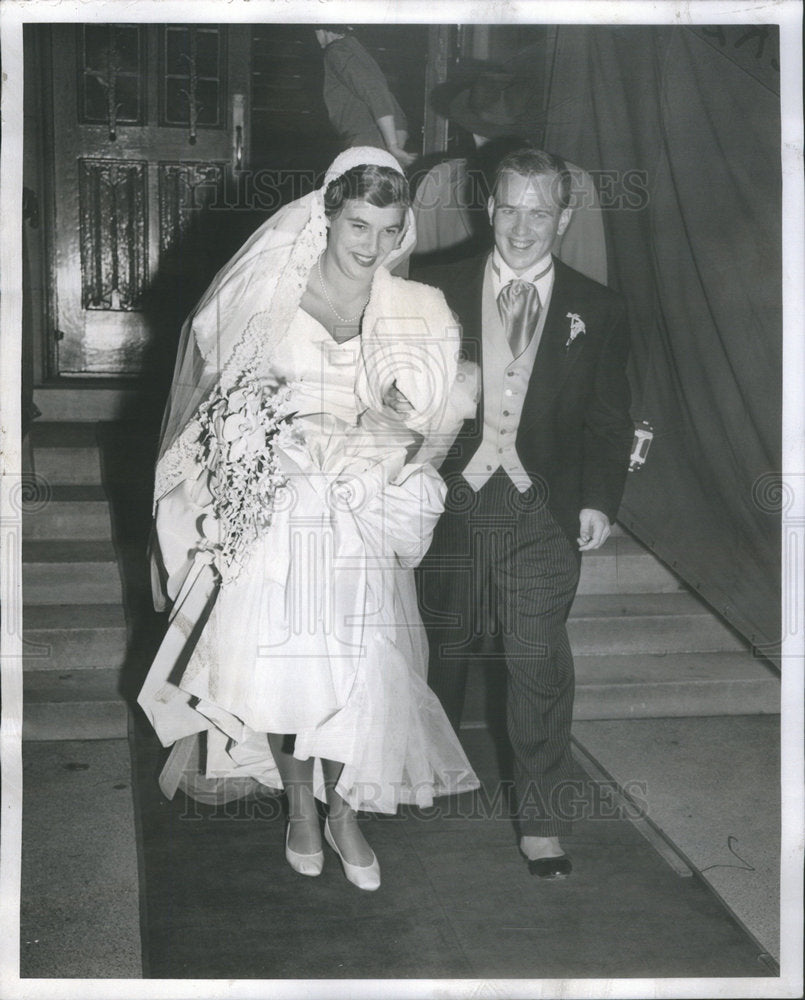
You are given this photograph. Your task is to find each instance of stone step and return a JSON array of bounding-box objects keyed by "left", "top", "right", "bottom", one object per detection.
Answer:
[
  {"left": 23, "top": 668, "right": 129, "bottom": 740},
  {"left": 29, "top": 423, "right": 101, "bottom": 448},
  {"left": 28, "top": 422, "right": 102, "bottom": 485},
  {"left": 461, "top": 650, "right": 778, "bottom": 726},
  {"left": 19, "top": 533, "right": 669, "bottom": 603},
  {"left": 27, "top": 422, "right": 156, "bottom": 461},
  {"left": 22, "top": 485, "right": 112, "bottom": 540},
  {"left": 32, "top": 386, "right": 155, "bottom": 423},
  {"left": 577, "top": 536, "right": 682, "bottom": 595},
  {"left": 33, "top": 446, "right": 102, "bottom": 486},
  {"left": 23, "top": 604, "right": 128, "bottom": 671},
  {"left": 573, "top": 650, "right": 779, "bottom": 718},
  {"left": 567, "top": 592, "right": 746, "bottom": 655},
  {"left": 23, "top": 541, "right": 123, "bottom": 605}
]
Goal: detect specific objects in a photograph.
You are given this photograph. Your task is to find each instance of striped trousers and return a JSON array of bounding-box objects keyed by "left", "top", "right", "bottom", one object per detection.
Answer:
[{"left": 419, "top": 470, "right": 580, "bottom": 837}]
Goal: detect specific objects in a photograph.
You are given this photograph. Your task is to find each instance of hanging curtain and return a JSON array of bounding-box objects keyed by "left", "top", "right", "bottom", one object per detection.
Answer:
[{"left": 545, "top": 26, "right": 781, "bottom": 662}]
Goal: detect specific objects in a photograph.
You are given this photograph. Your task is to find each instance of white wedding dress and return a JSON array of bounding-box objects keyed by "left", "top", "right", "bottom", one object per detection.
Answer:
[{"left": 139, "top": 307, "right": 479, "bottom": 813}]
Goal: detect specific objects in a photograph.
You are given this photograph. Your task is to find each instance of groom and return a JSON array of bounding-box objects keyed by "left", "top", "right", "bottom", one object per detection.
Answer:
[{"left": 415, "top": 148, "right": 633, "bottom": 878}]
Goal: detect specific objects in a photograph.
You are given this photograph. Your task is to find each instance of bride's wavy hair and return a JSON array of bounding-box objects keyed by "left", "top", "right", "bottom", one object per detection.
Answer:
[{"left": 323, "top": 164, "right": 410, "bottom": 218}]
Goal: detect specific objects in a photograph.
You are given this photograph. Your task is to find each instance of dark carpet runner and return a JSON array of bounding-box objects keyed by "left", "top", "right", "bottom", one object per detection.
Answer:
[{"left": 131, "top": 718, "right": 771, "bottom": 981}]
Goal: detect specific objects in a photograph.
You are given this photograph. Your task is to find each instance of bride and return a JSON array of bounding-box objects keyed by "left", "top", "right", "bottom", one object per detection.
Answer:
[{"left": 138, "top": 148, "right": 479, "bottom": 892}]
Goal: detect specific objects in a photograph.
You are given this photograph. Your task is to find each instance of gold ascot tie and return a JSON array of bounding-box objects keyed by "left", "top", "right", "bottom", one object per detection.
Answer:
[{"left": 497, "top": 279, "right": 541, "bottom": 358}]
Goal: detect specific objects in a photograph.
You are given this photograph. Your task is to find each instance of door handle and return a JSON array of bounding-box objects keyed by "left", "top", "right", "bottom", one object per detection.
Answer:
[{"left": 232, "top": 93, "right": 245, "bottom": 172}]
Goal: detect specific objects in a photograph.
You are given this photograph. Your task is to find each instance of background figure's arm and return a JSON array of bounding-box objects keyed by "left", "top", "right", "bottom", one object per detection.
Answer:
[{"left": 376, "top": 114, "right": 415, "bottom": 167}]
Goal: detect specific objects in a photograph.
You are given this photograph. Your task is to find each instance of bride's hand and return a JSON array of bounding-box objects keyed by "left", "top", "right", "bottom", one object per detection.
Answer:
[
  {"left": 379, "top": 384, "right": 423, "bottom": 463},
  {"left": 382, "top": 382, "right": 414, "bottom": 417}
]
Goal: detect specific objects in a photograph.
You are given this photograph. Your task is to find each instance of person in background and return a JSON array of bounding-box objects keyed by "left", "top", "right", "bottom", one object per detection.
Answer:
[
  {"left": 315, "top": 26, "right": 416, "bottom": 168},
  {"left": 411, "top": 62, "right": 608, "bottom": 285}
]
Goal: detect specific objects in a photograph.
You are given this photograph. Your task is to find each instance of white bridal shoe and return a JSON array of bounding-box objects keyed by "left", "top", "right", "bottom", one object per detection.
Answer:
[
  {"left": 284, "top": 823, "right": 324, "bottom": 877},
  {"left": 324, "top": 818, "right": 381, "bottom": 891}
]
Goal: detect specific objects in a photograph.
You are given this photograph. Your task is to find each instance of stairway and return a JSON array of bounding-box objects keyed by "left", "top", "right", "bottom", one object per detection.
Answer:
[
  {"left": 460, "top": 522, "right": 780, "bottom": 727},
  {"left": 21, "top": 422, "right": 780, "bottom": 740},
  {"left": 22, "top": 422, "right": 156, "bottom": 740}
]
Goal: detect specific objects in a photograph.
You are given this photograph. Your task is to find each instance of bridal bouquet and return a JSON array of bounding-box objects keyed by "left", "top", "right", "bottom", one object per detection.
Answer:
[{"left": 194, "top": 374, "right": 294, "bottom": 581}]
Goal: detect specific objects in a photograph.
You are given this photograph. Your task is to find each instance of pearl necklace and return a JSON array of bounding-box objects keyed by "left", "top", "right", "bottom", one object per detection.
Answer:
[{"left": 317, "top": 256, "right": 367, "bottom": 324}]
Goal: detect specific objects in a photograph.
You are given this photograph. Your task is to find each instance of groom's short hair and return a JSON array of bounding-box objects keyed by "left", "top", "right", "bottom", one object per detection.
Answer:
[{"left": 492, "top": 149, "right": 572, "bottom": 210}]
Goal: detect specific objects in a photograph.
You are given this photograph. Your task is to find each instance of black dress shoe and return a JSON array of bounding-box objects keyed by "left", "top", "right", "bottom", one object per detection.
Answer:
[{"left": 527, "top": 855, "right": 572, "bottom": 879}]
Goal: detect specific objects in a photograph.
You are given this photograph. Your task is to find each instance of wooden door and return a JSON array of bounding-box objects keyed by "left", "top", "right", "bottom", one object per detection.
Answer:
[{"left": 49, "top": 23, "right": 251, "bottom": 376}]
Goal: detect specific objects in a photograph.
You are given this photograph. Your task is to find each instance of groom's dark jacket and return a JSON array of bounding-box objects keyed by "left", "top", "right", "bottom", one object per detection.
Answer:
[{"left": 414, "top": 254, "right": 633, "bottom": 545}]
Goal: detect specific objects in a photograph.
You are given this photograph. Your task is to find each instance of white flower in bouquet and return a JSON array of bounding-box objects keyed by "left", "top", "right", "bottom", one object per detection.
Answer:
[{"left": 194, "top": 374, "right": 294, "bottom": 581}]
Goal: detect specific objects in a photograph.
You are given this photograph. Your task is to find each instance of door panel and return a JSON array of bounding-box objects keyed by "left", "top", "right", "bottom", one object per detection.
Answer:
[{"left": 50, "top": 23, "right": 250, "bottom": 375}]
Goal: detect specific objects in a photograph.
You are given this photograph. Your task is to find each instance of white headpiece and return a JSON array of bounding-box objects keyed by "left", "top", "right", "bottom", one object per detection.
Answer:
[{"left": 323, "top": 146, "right": 405, "bottom": 186}]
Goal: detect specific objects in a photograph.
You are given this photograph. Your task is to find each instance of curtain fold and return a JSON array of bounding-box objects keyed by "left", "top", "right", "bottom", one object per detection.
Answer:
[{"left": 545, "top": 26, "right": 781, "bottom": 661}]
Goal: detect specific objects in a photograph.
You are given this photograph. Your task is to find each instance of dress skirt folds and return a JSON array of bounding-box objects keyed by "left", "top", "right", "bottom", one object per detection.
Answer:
[{"left": 138, "top": 308, "right": 479, "bottom": 812}]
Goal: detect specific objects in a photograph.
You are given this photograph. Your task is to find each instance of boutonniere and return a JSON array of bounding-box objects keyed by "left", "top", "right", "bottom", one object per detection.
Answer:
[{"left": 565, "top": 313, "right": 586, "bottom": 350}]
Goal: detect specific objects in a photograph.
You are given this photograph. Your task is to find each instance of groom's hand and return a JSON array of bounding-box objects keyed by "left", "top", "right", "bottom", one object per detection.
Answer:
[{"left": 577, "top": 509, "right": 611, "bottom": 551}]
